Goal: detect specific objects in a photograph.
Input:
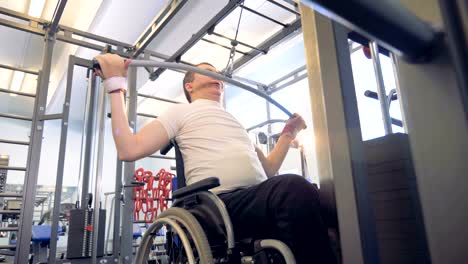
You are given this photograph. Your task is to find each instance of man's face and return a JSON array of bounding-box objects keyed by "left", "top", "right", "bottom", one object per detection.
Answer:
[{"left": 186, "top": 64, "right": 224, "bottom": 102}]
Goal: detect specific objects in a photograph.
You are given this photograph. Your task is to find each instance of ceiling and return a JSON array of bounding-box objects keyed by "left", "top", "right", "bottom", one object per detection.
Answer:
[{"left": 0, "top": 0, "right": 301, "bottom": 130}]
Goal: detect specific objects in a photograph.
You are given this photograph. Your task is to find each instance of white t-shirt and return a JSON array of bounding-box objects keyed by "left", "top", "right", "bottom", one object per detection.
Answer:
[{"left": 157, "top": 99, "right": 268, "bottom": 193}]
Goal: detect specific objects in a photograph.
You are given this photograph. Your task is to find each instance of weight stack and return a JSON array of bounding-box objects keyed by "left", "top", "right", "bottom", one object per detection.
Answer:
[
  {"left": 66, "top": 208, "right": 106, "bottom": 259},
  {"left": 364, "top": 133, "right": 430, "bottom": 263}
]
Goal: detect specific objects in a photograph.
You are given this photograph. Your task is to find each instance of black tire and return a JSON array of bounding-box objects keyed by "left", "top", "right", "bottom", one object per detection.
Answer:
[{"left": 135, "top": 207, "right": 213, "bottom": 263}]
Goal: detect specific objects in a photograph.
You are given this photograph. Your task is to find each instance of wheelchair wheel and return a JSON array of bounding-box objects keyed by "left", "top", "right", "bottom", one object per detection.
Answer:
[{"left": 135, "top": 207, "right": 213, "bottom": 263}]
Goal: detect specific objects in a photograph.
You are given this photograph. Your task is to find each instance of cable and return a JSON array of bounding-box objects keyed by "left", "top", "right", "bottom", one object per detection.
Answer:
[{"left": 224, "top": 1, "right": 245, "bottom": 77}]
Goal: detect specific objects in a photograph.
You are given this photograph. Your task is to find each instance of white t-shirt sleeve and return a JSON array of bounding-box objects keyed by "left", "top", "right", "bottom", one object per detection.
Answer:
[{"left": 156, "top": 104, "right": 185, "bottom": 139}]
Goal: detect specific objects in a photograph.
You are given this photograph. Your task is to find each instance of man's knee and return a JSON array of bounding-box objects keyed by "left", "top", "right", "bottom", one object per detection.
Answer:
[{"left": 270, "top": 175, "right": 320, "bottom": 208}]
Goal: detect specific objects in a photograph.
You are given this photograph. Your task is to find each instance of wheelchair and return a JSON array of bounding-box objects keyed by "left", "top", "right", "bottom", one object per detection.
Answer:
[{"left": 136, "top": 140, "right": 340, "bottom": 263}]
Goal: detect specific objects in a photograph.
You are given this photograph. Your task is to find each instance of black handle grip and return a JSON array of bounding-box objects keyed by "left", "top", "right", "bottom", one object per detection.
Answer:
[
  {"left": 364, "top": 90, "right": 398, "bottom": 101},
  {"left": 364, "top": 90, "right": 378, "bottom": 100},
  {"left": 92, "top": 58, "right": 101, "bottom": 71}
]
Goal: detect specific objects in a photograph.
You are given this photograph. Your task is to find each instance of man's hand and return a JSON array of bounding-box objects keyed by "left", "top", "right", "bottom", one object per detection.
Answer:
[
  {"left": 94, "top": 54, "right": 132, "bottom": 94},
  {"left": 282, "top": 113, "right": 306, "bottom": 140},
  {"left": 94, "top": 54, "right": 130, "bottom": 80}
]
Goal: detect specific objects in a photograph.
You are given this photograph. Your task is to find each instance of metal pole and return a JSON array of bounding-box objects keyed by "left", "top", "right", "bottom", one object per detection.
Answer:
[
  {"left": 390, "top": 53, "right": 407, "bottom": 133},
  {"left": 137, "top": 93, "right": 181, "bottom": 104},
  {"left": 112, "top": 158, "right": 122, "bottom": 260},
  {"left": 120, "top": 67, "right": 138, "bottom": 263},
  {"left": 14, "top": 31, "right": 55, "bottom": 264},
  {"left": 266, "top": 101, "right": 273, "bottom": 153},
  {"left": 128, "top": 60, "right": 293, "bottom": 118},
  {"left": 80, "top": 71, "right": 98, "bottom": 207},
  {"left": 48, "top": 55, "right": 75, "bottom": 264},
  {"left": 0, "top": 88, "right": 36, "bottom": 97},
  {"left": 369, "top": 41, "right": 393, "bottom": 135},
  {"left": 91, "top": 77, "right": 106, "bottom": 264},
  {"left": 246, "top": 119, "right": 287, "bottom": 132}
]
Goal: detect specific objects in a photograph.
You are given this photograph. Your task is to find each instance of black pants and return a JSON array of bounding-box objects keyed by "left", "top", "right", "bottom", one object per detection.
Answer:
[{"left": 218, "top": 175, "right": 336, "bottom": 264}]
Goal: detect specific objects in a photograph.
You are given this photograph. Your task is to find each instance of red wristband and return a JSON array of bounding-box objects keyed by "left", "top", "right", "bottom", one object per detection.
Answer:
[
  {"left": 109, "top": 88, "right": 125, "bottom": 94},
  {"left": 281, "top": 124, "right": 298, "bottom": 139}
]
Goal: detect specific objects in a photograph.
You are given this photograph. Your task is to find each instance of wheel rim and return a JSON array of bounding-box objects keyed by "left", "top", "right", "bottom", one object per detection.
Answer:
[{"left": 137, "top": 217, "right": 196, "bottom": 263}]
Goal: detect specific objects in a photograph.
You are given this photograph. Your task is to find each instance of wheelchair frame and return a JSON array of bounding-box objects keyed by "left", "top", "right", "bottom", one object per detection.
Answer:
[{"left": 135, "top": 140, "right": 296, "bottom": 263}]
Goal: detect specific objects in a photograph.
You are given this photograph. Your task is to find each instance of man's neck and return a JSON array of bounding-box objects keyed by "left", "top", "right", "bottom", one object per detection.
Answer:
[{"left": 191, "top": 97, "right": 222, "bottom": 104}]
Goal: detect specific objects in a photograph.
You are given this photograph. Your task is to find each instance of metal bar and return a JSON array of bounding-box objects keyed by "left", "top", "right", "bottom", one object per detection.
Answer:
[
  {"left": 132, "top": 0, "right": 188, "bottom": 58},
  {"left": 0, "top": 17, "right": 44, "bottom": 36},
  {"left": 131, "top": 60, "right": 293, "bottom": 117},
  {"left": 299, "top": 4, "right": 374, "bottom": 262},
  {"left": 232, "top": 17, "right": 302, "bottom": 71},
  {"left": 240, "top": 5, "right": 288, "bottom": 27},
  {"left": 0, "top": 6, "right": 46, "bottom": 23},
  {"left": 61, "top": 26, "right": 133, "bottom": 50},
  {"left": 231, "top": 75, "right": 269, "bottom": 88},
  {"left": 210, "top": 32, "right": 267, "bottom": 53},
  {"left": 266, "top": 0, "right": 301, "bottom": 16},
  {"left": 0, "top": 245, "right": 17, "bottom": 248},
  {"left": 438, "top": 0, "right": 468, "bottom": 120},
  {"left": 0, "top": 227, "right": 19, "bottom": 231},
  {"left": 80, "top": 72, "right": 97, "bottom": 209},
  {"left": 369, "top": 41, "right": 392, "bottom": 134},
  {"left": 56, "top": 34, "right": 107, "bottom": 53},
  {"left": 15, "top": 33, "right": 53, "bottom": 264},
  {"left": 49, "top": 0, "right": 68, "bottom": 33},
  {"left": 148, "top": 155, "right": 176, "bottom": 160},
  {"left": 0, "top": 64, "right": 38, "bottom": 75},
  {"left": 39, "top": 113, "right": 63, "bottom": 121},
  {"left": 137, "top": 113, "right": 158, "bottom": 119},
  {"left": 76, "top": 69, "right": 89, "bottom": 207},
  {"left": 0, "top": 139, "right": 29, "bottom": 146},
  {"left": 0, "top": 7, "right": 174, "bottom": 61},
  {"left": 201, "top": 38, "right": 249, "bottom": 55},
  {"left": 0, "top": 193, "right": 22, "bottom": 198},
  {"left": 266, "top": 102, "right": 273, "bottom": 153},
  {"left": 91, "top": 77, "right": 106, "bottom": 264},
  {"left": 0, "top": 166, "right": 26, "bottom": 171},
  {"left": 269, "top": 72, "right": 307, "bottom": 94},
  {"left": 246, "top": 119, "right": 287, "bottom": 132},
  {"left": 149, "top": 0, "right": 243, "bottom": 80},
  {"left": 364, "top": 90, "right": 398, "bottom": 101},
  {"left": 137, "top": 93, "right": 182, "bottom": 104},
  {"left": 299, "top": 0, "right": 441, "bottom": 62},
  {"left": 0, "top": 113, "right": 32, "bottom": 121},
  {"left": 0, "top": 87, "right": 36, "bottom": 97},
  {"left": 333, "top": 21, "right": 380, "bottom": 263},
  {"left": 280, "top": 0, "right": 299, "bottom": 8},
  {"left": 48, "top": 55, "right": 75, "bottom": 264},
  {"left": 0, "top": 9, "right": 146, "bottom": 60},
  {"left": 72, "top": 56, "right": 94, "bottom": 68},
  {"left": 0, "top": 250, "right": 15, "bottom": 256},
  {"left": 268, "top": 65, "right": 307, "bottom": 87},
  {"left": 390, "top": 53, "right": 407, "bottom": 132},
  {"left": 391, "top": 118, "right": 403, "bottom": 127},
  {"left": 120, "top": 67, "right": 138, "bottom": 264},
  {"left": 112, "top": 159, "right": 122, "bottom": 261}
]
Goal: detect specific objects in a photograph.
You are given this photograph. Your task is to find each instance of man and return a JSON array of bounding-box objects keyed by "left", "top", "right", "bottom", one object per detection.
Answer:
[{"left": 95, "top": 54, "right": 336, "bottom": 263}]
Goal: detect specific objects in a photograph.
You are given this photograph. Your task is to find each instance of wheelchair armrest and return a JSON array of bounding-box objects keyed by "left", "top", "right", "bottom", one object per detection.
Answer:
[{"left": 173, "top": 177, "right": 220, "bottom": 199}]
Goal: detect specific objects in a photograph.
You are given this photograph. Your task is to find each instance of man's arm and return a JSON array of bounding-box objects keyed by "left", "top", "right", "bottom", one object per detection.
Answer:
[
  {"left": 109, "top": 91, "right": 169, "bottom": 161},
  {"left": 95, "top": 54, "right": 169, "bottom": 161},
  {"left": 255, "top": 114, "right": 306, "bottom": 177}
]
